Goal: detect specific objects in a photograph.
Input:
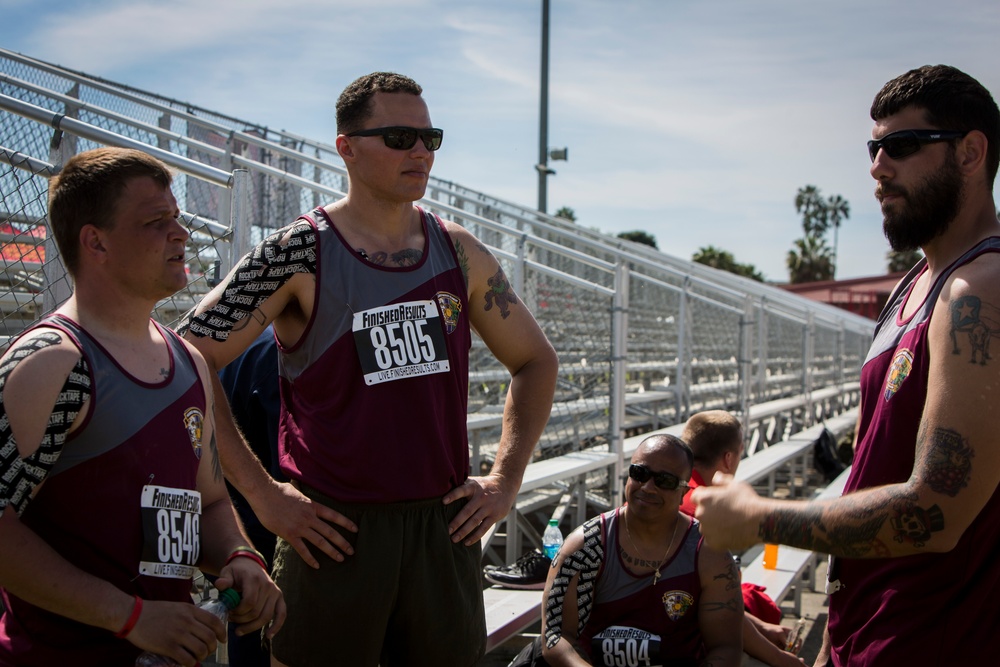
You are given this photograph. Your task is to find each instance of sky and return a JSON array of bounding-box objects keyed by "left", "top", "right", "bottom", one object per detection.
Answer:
[{"left": 2, "top": 0, "right": 999, "bottom": 282}]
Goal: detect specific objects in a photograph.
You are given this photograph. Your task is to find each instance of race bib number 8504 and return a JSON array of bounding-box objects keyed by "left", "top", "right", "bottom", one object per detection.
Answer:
[
  {"left": 592, "top": 626, "right": 662, "bottom": 667},
  {"left": 139, "top": 485, "right": 201, "bottom": 579},
  {"left": 353, "top": 300, "right": 450, "bottom": 385}
]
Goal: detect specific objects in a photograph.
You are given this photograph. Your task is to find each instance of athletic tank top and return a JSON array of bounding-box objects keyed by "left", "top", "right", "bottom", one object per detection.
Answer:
[
  {"left": 580, "top": 507, "right": 705, "bottom": 666},
  {"left": 829, "top": 237, "right": 1000, "bottom": 665},
  {"left": 277, "top": 206, "right": 471, "bottom": 502},
  {"left": 0, "top": 315, "right": 205, "bottom": 667}
]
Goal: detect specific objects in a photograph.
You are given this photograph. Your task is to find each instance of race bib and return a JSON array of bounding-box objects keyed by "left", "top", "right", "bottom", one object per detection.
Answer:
[
  {"left": 353, "top": 300, "right": 451, "bottom": 386},
  {"left": 139, "top": 485, "right": 201, "bottom": 579},
  {"left": 592, "top": 626, "right": 662, "bottom": 667}
]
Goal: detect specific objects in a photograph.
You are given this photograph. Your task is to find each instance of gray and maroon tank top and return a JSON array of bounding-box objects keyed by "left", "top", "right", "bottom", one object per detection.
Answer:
[
  {"left": 580, "top": 507, "right": 705, "bottom": 666},
  {"left": 829, "top": 237, "right": 1000, "bottom": 665},
  {"left": 0, "top": 314, "right": 205, "bottom": 666},
  {"left": 278, "top": 206, "right": 471, "bottom": 503}
]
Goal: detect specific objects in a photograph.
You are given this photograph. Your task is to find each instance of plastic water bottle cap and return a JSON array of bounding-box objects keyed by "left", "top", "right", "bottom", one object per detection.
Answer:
[{"left": 218, "top": 587, "right": 241, "bottom": 609}]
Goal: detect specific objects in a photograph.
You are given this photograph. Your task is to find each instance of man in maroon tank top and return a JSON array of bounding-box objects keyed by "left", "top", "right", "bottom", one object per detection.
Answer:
[
  {"left": 692, "top": 66, "right": 1000, "bottom": 666},
  {"left": 0, "top": 147, "right": 284, "bottom": 666}
]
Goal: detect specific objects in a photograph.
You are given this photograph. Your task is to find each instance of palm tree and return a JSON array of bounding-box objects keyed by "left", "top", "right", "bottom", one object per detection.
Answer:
[
  {"left": 795, "top": 185, "right": 829, "bottom": 236},
  {"left": 825, "top": 194, "right": 850, "bottom": 278},
  {"left": 787, "top": 233, "right": 835, "bottom": 283}
]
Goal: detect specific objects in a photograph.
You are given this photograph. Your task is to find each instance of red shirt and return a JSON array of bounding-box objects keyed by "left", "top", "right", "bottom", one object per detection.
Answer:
[{"left": 679, "top": 469, "right": 706, "bottom": 517}]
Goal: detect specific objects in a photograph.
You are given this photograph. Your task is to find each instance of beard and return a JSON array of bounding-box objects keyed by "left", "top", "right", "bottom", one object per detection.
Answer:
[{"left": 879, "top": 151, "right": 964, "bottom": 252}]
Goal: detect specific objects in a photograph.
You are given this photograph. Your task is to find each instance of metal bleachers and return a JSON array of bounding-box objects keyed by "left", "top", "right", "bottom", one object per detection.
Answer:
[{"left": 0, "top": 47, "right": 874, "bottom": 567}]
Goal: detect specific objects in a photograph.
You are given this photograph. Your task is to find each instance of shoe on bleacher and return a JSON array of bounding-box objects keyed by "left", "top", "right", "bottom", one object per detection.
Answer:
[{"left": 484, "top": 549, "right": 551, "bottom": 590}]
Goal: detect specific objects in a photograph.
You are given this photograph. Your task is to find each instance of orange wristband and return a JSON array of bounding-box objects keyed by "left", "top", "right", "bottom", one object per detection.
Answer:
[{"left": 114, "top": 595, "right": 143, "bottom": 638}]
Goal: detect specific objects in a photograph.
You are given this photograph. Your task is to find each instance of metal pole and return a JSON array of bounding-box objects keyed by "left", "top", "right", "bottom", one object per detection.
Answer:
[{"left": 537, "top": 0, "right": 550, "bottom": 213}]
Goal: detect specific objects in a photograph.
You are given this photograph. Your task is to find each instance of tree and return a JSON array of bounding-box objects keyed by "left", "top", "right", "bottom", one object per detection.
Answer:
[
  {"left": 617, "top": 230, "right": 658, "bottom": 249},
  {"left": 887, "top": 249, "right": 923, "bottom": 273},
  {"left": 826, "top": 194, "right": 850, "bottom": 277},
  {"left": 787, "top": 233, "right": 835, "bottom": 284},
  {"left": 554, "top": 206, "right": 576, "bottom": 222},
  {"left": 788, "top": 185, "right": 849, "bottom": 282},
  {"left": 692, "top": 246, "right": 765, "bottom": 282}
]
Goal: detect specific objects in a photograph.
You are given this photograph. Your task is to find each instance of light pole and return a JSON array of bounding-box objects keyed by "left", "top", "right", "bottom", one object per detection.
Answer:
[{"left": 536, "top": 0, "right": 552, "bottom": 213}]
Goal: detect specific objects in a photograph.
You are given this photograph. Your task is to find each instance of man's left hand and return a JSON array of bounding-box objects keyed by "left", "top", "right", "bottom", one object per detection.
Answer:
[{"left": 443, "top": 474, "right": 518, "bottom": 546}]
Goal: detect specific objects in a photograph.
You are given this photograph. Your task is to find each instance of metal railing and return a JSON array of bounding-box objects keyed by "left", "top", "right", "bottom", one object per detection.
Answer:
[{"left": 0, "top": 48, "right": 874, "bottom": 510}]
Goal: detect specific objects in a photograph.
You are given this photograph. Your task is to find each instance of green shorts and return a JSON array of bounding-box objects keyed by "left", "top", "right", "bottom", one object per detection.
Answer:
[{"left": 270, "top": 487, "right": 486, "bottom": 667}]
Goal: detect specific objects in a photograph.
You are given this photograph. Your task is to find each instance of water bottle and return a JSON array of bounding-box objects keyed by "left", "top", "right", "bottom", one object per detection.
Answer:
[
  {"left": 542, "top": 519, "right": 564, "bottom": 560},
  {"left": 135, "top": 588, "right": 241, "bottom": 666}
]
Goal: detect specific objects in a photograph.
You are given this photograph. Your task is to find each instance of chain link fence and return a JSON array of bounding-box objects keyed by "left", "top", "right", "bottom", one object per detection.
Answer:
[{"left": 1, "top": 48, "right": 874, "bottom": 490}]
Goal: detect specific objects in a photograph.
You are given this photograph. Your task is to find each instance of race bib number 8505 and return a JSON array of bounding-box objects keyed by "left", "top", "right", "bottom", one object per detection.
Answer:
[
  {"left": 139, "top": 485, "right": 201, "bottom": 579},
  {"left": 353, "top": 300, "right": 450, "bottom": 386}
]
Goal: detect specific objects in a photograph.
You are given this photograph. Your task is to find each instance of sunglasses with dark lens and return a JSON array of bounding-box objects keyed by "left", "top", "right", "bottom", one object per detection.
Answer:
[
  {"left": 347, "top": 126, "right": 444, "bottom": 151},
  {"left": 628, "top": 463, "right": 688, "bottom": 491},
  {"left": 867, "top": 129, "right": 967, "bottom": 163}
]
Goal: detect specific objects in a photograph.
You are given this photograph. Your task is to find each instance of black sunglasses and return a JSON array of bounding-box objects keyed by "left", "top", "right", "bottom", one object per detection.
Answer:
[
  {"left": 867, "top": 129, "right": 967, "bottom": 163},
  {"left": 628, "top": 463, "right": 688, "bottom": 491},
  {"left": 347, "top": 126, "right": 444, "bottom": 151}
]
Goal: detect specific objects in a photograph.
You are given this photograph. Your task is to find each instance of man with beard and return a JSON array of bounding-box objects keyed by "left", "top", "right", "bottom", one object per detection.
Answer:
[{"left": 692, "top": 65, "right": 1000, "bottom": 666}]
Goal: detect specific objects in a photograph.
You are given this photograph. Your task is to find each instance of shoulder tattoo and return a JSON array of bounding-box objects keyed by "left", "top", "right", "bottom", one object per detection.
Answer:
[
  {"left": 0, "top": 333, "right": 91, "bottom": 515},
  {"left": 179, "top": 221, "right": 317, "bottom": 340},
  {"left": 949, "top": 294, "right": 1000, "bottom": 366}
]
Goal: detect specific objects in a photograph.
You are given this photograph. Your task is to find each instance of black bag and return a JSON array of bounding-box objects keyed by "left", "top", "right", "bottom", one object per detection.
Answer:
[{"left": 813, "top": 427, "right": 847, "bottom": 482}]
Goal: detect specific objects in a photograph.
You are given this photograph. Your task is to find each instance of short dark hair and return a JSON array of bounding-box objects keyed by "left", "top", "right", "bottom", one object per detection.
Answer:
[
  {"left": 636, "top": 433, "right": 694, "bottom": 480},
  {"left": 871, "top": 65, "right": 1000, "bottom": 188},
  {"left": 681, "top": 410, "right": 743, "bottom": 466},
  {"left": 336, "top": 72, "right": 423, "bottom": 135},
  {"left": 48, "top": 147, "right": 172, "bottom": 275}
]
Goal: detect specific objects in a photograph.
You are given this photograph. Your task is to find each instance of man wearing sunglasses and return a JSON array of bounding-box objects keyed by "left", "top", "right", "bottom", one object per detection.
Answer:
[
  {"left": 525, "top": 434, "right": 742, "bottom": 666},
  {"left": 181, "top": 72, "right": 558, "bottom": 666},
  {"left": 679, "top": 412, "right": 803, "bottom": 667},
  {"left": 694, "top": 65, "right": 1000, "bottom": 667}
]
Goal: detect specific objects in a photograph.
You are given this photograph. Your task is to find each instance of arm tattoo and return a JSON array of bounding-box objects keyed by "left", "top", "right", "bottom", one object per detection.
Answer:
[
  {"left": 762, "top": 485, "right": 944, "bottom": 556},
  {"left": 483, "top": 267, "right": 518, "bottom": 319},
  {"left": 916, "top": 423, "right": 973, "bottom": 497},
  {"left": 454, "top": 241, "right": 470, "bottom": 289},
  {"left": 702, "top": 557, "right": 742, "bottom": 614},
  {"left": 544, "top": 519, "right": 603, "bottom": 649},
  {"left": 949, "top": 295, "right": 998, "bottom": 365},
  {"left": 178, "top": 221, "right": 317, "bottom": 340},
  {"left": 1, "top": 333, "right": 91, "bottom": 515}
]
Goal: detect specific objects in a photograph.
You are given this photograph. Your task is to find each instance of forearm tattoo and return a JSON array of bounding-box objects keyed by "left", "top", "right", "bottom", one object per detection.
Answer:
[
  {"left": 0, "top": 333, "right": 91, "bottom": 515},
  {"left": 178, "top": 221, "right": 317, "bottom": 340},
  {"left": 761, "top": 482, "right": 946, "bottom": 557},
  {"left": 544, "top": 519, "right": 603, "bottom": 650},
  {"left": 949, "top": 294, "right": 999, "bottom": 365}
]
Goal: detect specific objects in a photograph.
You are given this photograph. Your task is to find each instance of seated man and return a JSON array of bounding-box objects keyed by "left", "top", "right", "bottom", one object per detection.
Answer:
[
  {"left": 680, "top": 411, "right": 804, "bottom": 667},
  {"left": 533, "top": 434, "right": 742, "bottom": 666}
]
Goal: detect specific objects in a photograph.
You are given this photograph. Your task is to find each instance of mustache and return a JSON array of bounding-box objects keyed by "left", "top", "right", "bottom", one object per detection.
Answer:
[{"left": 875, "top": 183, "right": 907, "bottom": 201}]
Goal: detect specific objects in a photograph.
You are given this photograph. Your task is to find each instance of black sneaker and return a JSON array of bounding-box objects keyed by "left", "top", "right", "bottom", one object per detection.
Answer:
[{"left": 484, "top": 549, "right": 551, "bottom": 590}]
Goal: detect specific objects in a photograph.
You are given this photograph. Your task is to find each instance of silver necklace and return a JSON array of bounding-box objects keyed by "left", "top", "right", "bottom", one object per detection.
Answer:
[{"left": 623, "top": 508, "right": 679, "bottom": 586}]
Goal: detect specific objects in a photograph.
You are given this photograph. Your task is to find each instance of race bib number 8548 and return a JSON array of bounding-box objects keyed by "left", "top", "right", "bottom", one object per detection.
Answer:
[
  {"left": 139, "top": 485, "right": 201, "bottom": 580},
  {"left": 353, "top": 300, "right": 451, "bottom": 386}
]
